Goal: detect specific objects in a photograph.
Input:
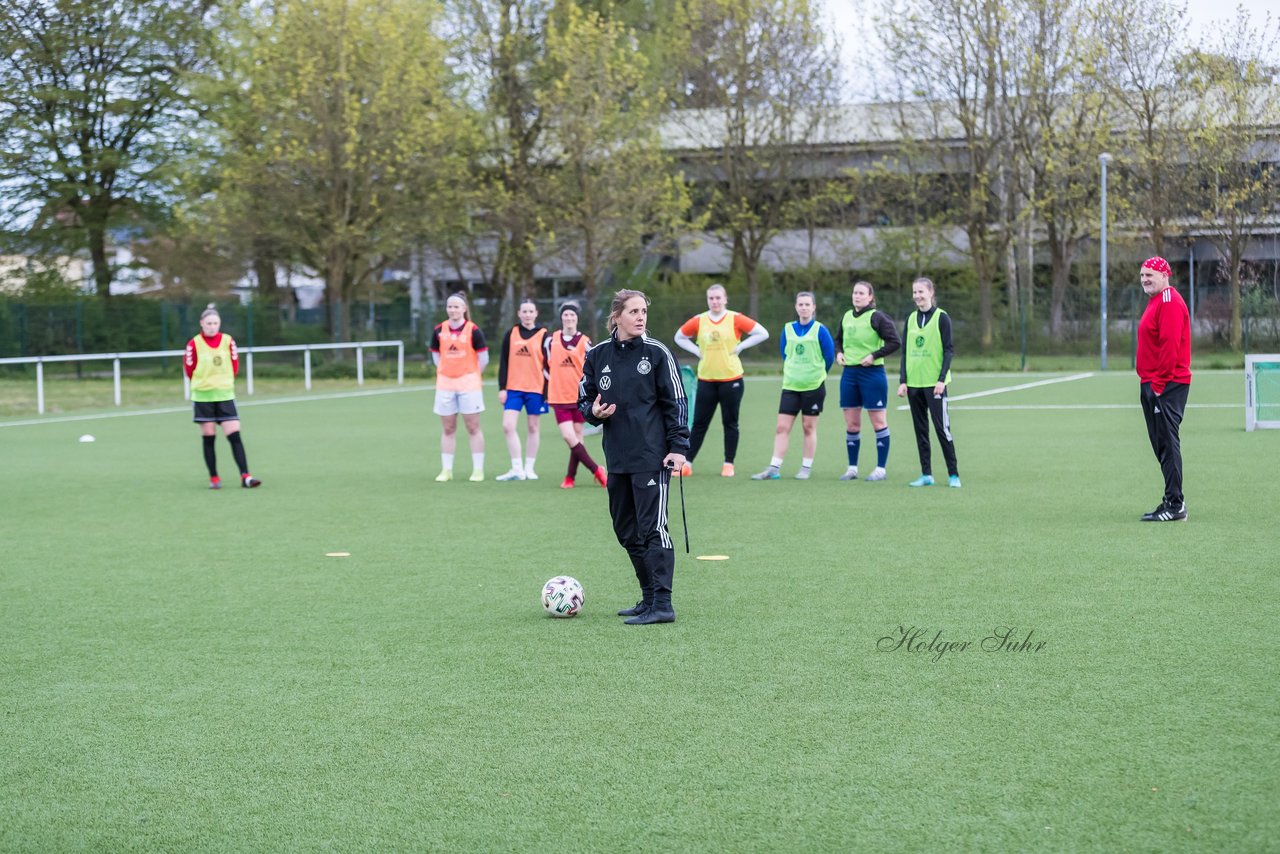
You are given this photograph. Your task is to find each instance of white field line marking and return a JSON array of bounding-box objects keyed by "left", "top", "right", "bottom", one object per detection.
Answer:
[
  {"left": 895, "top": 372, "right": 1094, "bottom": 409},
  {"left": 946, "top": 403, "right": 1239, "bottom": 410},
  {"left": 0, "top": 384, "right": 436, "bottom": 428}
]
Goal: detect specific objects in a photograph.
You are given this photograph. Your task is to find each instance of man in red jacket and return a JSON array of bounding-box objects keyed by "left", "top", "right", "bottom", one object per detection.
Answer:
[{"left": 1136, "top": 256, "right": 1191, "bottom": 522}]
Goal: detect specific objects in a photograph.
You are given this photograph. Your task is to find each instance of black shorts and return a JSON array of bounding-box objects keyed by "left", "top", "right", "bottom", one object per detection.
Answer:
[
  {"left": 779, "top": 386, "right": 826, "bottom": 417},
  {"left": 193, "top": 400, "right": 240, "bottom": 423}
]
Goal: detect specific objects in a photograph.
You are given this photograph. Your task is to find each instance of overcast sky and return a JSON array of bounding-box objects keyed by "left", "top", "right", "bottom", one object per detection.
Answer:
[{"left": 823, "top": 0, "right": 1278, "bottom": 100}]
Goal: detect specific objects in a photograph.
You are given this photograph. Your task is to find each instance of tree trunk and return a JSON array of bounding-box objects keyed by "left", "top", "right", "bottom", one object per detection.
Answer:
[
  {"left": 1229, "top": 252, "right": 1242, "bottom": 350},
  {"left": 252, "top": 237, "right": 281, "bottom": 343},
  {"left": 87, "top": 222, "right": 112, "bottom": 298}
]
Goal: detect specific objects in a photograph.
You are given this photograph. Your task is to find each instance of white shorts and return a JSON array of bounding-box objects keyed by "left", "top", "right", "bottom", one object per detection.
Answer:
[{"left": 434, "top": 389, "right": 485, "bottom": 416}]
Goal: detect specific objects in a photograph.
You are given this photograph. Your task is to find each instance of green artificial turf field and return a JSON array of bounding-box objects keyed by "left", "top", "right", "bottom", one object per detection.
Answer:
[{"left": 2, "top": 370, "right": 1277, "bottom": 851}]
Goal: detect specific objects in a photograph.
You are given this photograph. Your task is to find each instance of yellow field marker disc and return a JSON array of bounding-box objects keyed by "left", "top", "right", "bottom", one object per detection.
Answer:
[
  {"left": 696, "top": 555, "right": 730, "bottom": 561},
  {"left": 325, "top": 552, "right": 351, "bottom": 558}
]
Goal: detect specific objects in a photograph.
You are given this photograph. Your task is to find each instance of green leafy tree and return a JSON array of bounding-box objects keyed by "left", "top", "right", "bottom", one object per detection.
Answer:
[
  {"left": 538, "top": 6, "right": 691, "bottom": 332},
  {"left": 0, "top": 0, "right": 213, "bottom": 297},
  {"left": 208, "top": 0, "right": 468, "bottom": 340},
  {"left": 1008, "top": 0, "right": 1113, "bottom": 336},
  {"left": 1183, "top": 12, "right": 1280, "bottom": 350}
]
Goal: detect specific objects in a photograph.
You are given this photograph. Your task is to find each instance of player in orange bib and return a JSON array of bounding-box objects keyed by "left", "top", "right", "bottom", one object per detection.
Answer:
[
  {"left": 673, "top": 283, "right": 768, "bottom": 477},
  {"left": 184, "top": 304, "right": 262, "bottom": 489},
  {"left": 542, "top": 302, "right": 605, "bottom": 489},
  {"left": 429, "top": 293, "right": 488, "bottom": 482},
  {"left": 496, "top": 299, "right": 548, "bottom": 481}
]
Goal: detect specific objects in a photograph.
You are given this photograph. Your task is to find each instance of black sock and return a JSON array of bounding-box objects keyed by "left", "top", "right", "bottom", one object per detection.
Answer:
[
  {"left": 227, "top": 431, "right": 249, "bottom": 476},
  {"left": 203, "top": 435, "right": 218, "bottom": 477}
]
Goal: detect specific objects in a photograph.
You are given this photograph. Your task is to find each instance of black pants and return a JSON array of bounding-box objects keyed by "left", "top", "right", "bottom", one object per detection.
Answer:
[
  {"left": 688, "top": 379, "right": 744, "bottom": 463},
  {"left": 907, "top": 387, "right": 958, "bottom": 477},
  {"left": 1140, "top": 381, "right": 1189, "bottom": 506},
  {"left": 607, "top": 470, "right": 676, "bottom": 602}
]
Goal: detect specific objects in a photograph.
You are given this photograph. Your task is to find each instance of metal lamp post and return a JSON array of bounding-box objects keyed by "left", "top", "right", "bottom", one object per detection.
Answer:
[{"left": 1099, "top": 152, "right": 1111, "bottom": 371}]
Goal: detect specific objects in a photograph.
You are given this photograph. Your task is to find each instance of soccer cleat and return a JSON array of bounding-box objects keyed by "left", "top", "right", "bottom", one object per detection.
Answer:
[
  {"left": 949, "top": 475, "right": 962, "bottom": 488},
  {"left": 525, "top": 471, "right": 538, "bottom": 481},
  {"left": 624, "top": 607, "right": 675, "bottom": 624},
  {"left": 495, "top": 469, "right": 526, "bottom": 481},
  {"left": 435, "top": 469, "right": 453, "bottom": 482},
  {"left": 594, "top": 467, "right": 608, "bottom": 487},
  {"left": 1142, "top": 501, "right": 1187, "bottom": 522},
  {"left": 209, "top": 476, "right": 221, "bottom": 490},
  {"left": 560, "top": 477, "right": 575, "bottom": 489},
  {"left": 795, "top": 467, "right": 812, "bottom": 480},
  {"left": 839, "top": 466, "right": 859, "bottom": 481},
  {"left": 680, "top": 462, "right": 692, "bottom": 477},
  {"left": 617, "top": 601, "right": 647, "bottom": 617},
  {"left": 751, "top": 467, "right": 781, "bottom": 480},
  {"left": 469, "top": 470, "right": 484, "bottom": 482},
  {"left": 866, "top": 467, "right": 887, "bottom": 482},
  {"left": 721, "top": 463, "right": 735, "bottom": 477},
  {"left": 241, "top": 475, "right": 262, "bottom": 488},
  {"left": 908, "top": 475, "right": 935, "bottom": 487}
]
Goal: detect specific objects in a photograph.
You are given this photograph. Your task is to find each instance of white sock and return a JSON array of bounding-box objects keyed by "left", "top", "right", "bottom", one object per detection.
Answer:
[
  {"left": 801, "top": 457, "right": 813, "bottom": 469},
  {"left": 770, "top": 457, "right": 784, "bottom": 468},
  {"left": 524, "top": 457, "right": 536, "bottom": 474},
  {"left": 441, "top": 453, "right": 454, "bottom": 471},
  {"left": 510, "top": 457, "right": 524, "bottom": 473},
  {"left": 473, "top": 452, "right": 485, "bottom": 471}
]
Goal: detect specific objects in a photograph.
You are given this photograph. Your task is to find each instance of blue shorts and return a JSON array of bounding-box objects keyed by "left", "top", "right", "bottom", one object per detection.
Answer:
[
  {"left": 839, "top": 366, "right": 889, "bottom": 410},
  {"left": 504, "top": 390, "right": 549, "bottom": 415}
]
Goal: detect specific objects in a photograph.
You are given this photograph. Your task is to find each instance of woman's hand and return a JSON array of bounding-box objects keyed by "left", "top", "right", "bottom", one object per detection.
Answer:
[
  {"left": 591, "top": 394, "right": 616, "bottom": 419},
  {"left": 897, "top": 383, "right": 907, "bottom": 398}
]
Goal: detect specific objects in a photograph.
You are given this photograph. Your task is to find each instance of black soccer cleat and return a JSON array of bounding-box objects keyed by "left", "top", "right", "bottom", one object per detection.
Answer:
[
  {"left": 241, "top": 475, "right": 262, "bottom": 488},
  {"left": 1141, "top": 502, "right": 1186, "bottom": 522},
  {"left": 617, "top": 601, "right": 648, "bottom": 617},
  {"left": 624, "top": 607, "right": 675, "bottom": 625}
]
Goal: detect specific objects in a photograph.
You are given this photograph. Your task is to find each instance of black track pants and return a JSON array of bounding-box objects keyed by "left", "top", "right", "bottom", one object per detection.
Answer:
[
  {"left": 1141, "top": 381, "right": 1189, "bottom": 506},
  {"left": 907, "top": 386, "right": 958, "bottom": 478},
  {"left": 606, "top": 470, "right": 675, "bottom": 599}
]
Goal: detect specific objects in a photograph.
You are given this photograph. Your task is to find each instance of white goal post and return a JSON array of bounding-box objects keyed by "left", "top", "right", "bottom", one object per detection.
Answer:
[{"left": 1244, "top": 355, "right": 1280, "bottom": 432}]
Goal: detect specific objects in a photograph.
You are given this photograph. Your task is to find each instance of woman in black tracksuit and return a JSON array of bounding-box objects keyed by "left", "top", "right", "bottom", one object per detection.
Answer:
[{"left": 579, "top": 289, "right": 690, "bottom": 625}]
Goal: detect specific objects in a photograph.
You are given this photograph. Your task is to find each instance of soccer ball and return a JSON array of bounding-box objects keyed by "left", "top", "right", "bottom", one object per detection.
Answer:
[{"left": 542, "top": 575, "right": 584, "bottom": 618}]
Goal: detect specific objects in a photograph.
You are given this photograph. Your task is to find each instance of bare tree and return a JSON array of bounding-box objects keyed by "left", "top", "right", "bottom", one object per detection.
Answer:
[{"left": 670, "top": 0, "right": 840, "bottom": 318}]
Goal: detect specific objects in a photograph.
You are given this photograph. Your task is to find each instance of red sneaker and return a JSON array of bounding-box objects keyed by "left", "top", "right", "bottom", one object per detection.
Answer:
[
  {"left": 209, "top": 476, "right": 221, "bottom": 490},
  {"left": 594, "top": 468, "right": 608, "bottom": 487},
  {"left": 241, "top": 474, "right": 262, "bottom": 488},
  {"left": 560, "top": 477, "right": 575, "bottom": 489}
]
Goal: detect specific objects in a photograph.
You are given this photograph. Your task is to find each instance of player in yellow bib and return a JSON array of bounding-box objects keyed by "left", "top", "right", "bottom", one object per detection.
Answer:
[
  {"left": 183, "top": 304, "right": 262, "bottom": 489},
  {"left": 673, "top": 283, "right": 768, "bottom": 477}
]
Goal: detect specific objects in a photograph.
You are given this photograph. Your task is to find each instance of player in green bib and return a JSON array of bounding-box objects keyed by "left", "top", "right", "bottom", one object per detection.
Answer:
[
  {"left": 834, "top": 281, "right": 902, "bottom": 482},
  {"left": 896, "top": 278, "right": 959, "bottom": 487},
  {"left": 183, "top": 304, "right": 262, "bottom": 489},
  {"left": 750, "top": 292, "right": 835, "bottom": 480}
]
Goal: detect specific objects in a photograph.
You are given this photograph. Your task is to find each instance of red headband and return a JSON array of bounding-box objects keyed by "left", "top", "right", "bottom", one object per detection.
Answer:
[{"left": 1142, "top": 257, "right": 1171, "bottom": 276}]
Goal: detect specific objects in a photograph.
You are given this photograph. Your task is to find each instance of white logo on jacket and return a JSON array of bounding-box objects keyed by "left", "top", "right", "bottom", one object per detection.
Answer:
[
  {"left": 637, "top": 359, "right": 651, "bottom": 375},
  {"left": 599, "top": 375, "right": 612, "bottom": 390}
]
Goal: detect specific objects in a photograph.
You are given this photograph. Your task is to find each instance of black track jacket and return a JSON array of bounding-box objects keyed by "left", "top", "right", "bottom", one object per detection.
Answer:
[{"left": 578, "top": 332, "right": 690, "bottom": 474}]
